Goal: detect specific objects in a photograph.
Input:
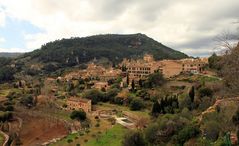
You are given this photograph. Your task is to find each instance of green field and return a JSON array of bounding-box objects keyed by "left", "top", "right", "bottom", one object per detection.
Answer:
[{"left": 85, "top": 124, "right": 127, "bottom": 146}]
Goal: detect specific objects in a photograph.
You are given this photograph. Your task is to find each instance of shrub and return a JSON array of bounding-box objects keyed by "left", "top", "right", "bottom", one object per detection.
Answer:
[
  {"left": 67, "top": 139, "right": 73, "bottom": 143},
  {"left": 82, "top": 89, "right": 103, "bottom": 104},
  {"left": 85, "top": 129, "right": 90, "bottom": 134},
  {"left": 145, "top": 123, "right": 160, "bottom": 144},
  {"left": 232, "top": 108, "right": 239, "bottom": 126},
  {"left": 198, "top": 87, "right": 213, "bottom": 98},
  {"left": 113, "top": 96, "right": 124, "bottom": 105},
  {"left": 122, "top": 131, "right": 146, "bottom": 146},
  {"left": 70, "top": 110, "right": 86, "bottom": 121},
  {"left": 145, "top": 72, "right": 166, "bottom": 88},
  {"left": 176, "top": 125, "right": 200, "bottom": 145},
  {"left": 136, "top": 89, "right": 150, "bottom": 100},
  {"left": 0, "top": 112, "right": 13, "bottom": 122},
  {"left": 20, "top": 94, "right": 35, "bottom": 108},
  {"left": 103, "top": 88, "right": 119, "bottom": 102},
  {"left": 98, "top": 131, "right": 102, "bottom": 134},
  {"left": 130, "top": 98, "right": 144, "bottom": 111},
  {"left": 203, "top": 121, "right": 220, "bottom": 141},
  {"left": 198, "top": 96, "right": 212, "bottom": 111},
  {"left": 5, "top": 105, "right": 14, "bottom": 111},
  {"left": 79, "top": 131, "right": 84, "bottom": 136}
]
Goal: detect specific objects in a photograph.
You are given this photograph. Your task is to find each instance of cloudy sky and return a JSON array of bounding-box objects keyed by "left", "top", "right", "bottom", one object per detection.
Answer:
[{"left": 0, "top": 0, "right": 238, "bottom": 56}]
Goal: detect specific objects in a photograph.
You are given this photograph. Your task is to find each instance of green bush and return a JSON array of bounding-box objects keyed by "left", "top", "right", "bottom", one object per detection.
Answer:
[
  {"left": 198, "top": 87, "right": 213, "bottom": 98},
  {"left": 176, "top": 125, "right": 200, "bottom": 145},
  {"left": 0, "top": 111, "right": 13, "bottom": 122},
  {"left": 82, "top": 89, "right": 103, "bottom": 104},
  {"left": 20, "top": 94, "right": 35, "bottom": 108},
  {"left": 144, "top": 72, "right": 166, "bottom": 88},
  {"left": 5, "top": 105, "right": 14, "bottom": 111},
  {"left": 70, "top": 110, "right": 86, "bottom": 121},
  {"left": 122, "top": 131, "right": 146, "bottom": 146},
  {"left": 145, "top": 123, "right": 160, "bottom": 144},
  {"left": 67, "top": 139, "right": 73, "bottom": 143},
  {"left": 203, "top": 121, "right": 220, "bottom": 141},
  {"left": 130, "top": 98, "right": 144, "bottom": 111}
]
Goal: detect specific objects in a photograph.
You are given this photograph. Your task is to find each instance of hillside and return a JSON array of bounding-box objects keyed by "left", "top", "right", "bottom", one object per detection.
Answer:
[{"left": 22, "top": 33, "right": 187, "bottom": 67}]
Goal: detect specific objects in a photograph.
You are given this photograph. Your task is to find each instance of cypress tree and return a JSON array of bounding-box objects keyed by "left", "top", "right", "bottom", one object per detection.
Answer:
[
  {"left": 152, "top": 100, "right": 161, "bottom": 117},
  {"left": 189, "top": 86, "right": 195, "bottom": 102},
  {"left": 131, "top": 79, "right": 135, "bottom": 91}
]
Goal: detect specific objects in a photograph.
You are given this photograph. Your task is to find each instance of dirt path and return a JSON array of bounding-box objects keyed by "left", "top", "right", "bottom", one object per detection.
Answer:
[{"left": 197, "top": 97, "right": 239, "bottom": 122}]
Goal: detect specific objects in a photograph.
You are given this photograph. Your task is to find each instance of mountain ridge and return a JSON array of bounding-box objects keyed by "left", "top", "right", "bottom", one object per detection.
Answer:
[
  {"left": 0, "top": 33, "right": 188, "bottom": 77},
  {"left": 22, "top": 33, "right": 188, "bottom": 65}
]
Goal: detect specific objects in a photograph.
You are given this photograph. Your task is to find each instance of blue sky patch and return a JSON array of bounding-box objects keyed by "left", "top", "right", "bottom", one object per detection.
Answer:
[{"left": 0, "top": 17, "right": 43, "bottom": 50}]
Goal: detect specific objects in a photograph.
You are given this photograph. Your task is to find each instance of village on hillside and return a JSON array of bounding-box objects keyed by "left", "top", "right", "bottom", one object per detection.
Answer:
[
  {"left": 0, "top": 50, "right": 239, "bottom": 146},
  {"left": 52, "top": 54, "right": 208, "bottom": 114},
  {"left": 0, "top": 0, "right": 239, "bottom": 145},
  {"left": 1, "top": 48, "right": 239, "bottom": 146}
]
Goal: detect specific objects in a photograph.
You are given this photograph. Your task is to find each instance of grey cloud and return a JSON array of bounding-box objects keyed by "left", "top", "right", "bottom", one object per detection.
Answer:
[{"left": 1, "top": 0, "right": 239, "bottom": 56}]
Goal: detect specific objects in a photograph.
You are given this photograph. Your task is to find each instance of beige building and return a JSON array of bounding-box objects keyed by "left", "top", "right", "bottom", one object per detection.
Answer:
[
  {"left": 93, "top": 82, "right": 109, "bottom": 90},
  {"left": 121, "top": 54, "right": 208, "bottom": 80},
  {"left": 67, "top": 97, "right": 92, "bottom": 113},
  {"left": 99, "top": 68, "right": 122, "bottom": 81},
  {"left": 159, "top": 60, "right": 183, "bottom": 78},
  {"left": 181, "top": 58, "right": 207, "bottom": 74},
  {"left": 86, "top": 63, "right": 106, "bottom": 78},
  {"left": 122, "top": 54, "right": 160, "bottom": 80},
  {"left": 63, "top": 63, "right": 122, "bottom": 82}
]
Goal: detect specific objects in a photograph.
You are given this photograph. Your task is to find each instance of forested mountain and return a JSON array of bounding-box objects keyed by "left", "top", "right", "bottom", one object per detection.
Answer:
[
  {"left": 23, "top": 33, "right": 187, "bottom": 66},
  {"left": 0, "top": 33, "right": 188, "bottom": 80}
]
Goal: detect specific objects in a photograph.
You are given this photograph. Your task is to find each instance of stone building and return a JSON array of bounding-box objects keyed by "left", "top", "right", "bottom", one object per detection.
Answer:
[
  {"left": 67, "top": 97, "right": 92, "bottom": 113},
  {"left": 93, "top": 81, "right": 109, "bottom": 91},
  {"left": 181, "top": 58, "right": 207, "bottom": 74},
  {"left": 121, "top": 54, "right": 208, "bottom": 80},
  {"left": 121, "top": 54, "right": 160, "bottom": 81},
  {"left": 159, "top": 60, "right": 183, "bottom": 78},
  {"left": 86, "top": 63, "right": 106, "bottom": 78},
  {"left": 99, "top": 68, "right": 122, "bottom": 81},
  {"left": 63, "top": 63, "right": 121, "bottom": 82}
]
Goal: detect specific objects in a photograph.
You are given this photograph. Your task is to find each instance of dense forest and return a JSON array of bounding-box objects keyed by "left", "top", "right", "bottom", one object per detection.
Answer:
[{"left": 23, "top": 33, "right": 188, "bottom": 66}]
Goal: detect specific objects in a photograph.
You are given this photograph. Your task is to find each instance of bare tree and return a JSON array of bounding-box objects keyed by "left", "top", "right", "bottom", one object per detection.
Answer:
[{"left": 213, "top": 24, "right": 239, "bottom": 96}]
